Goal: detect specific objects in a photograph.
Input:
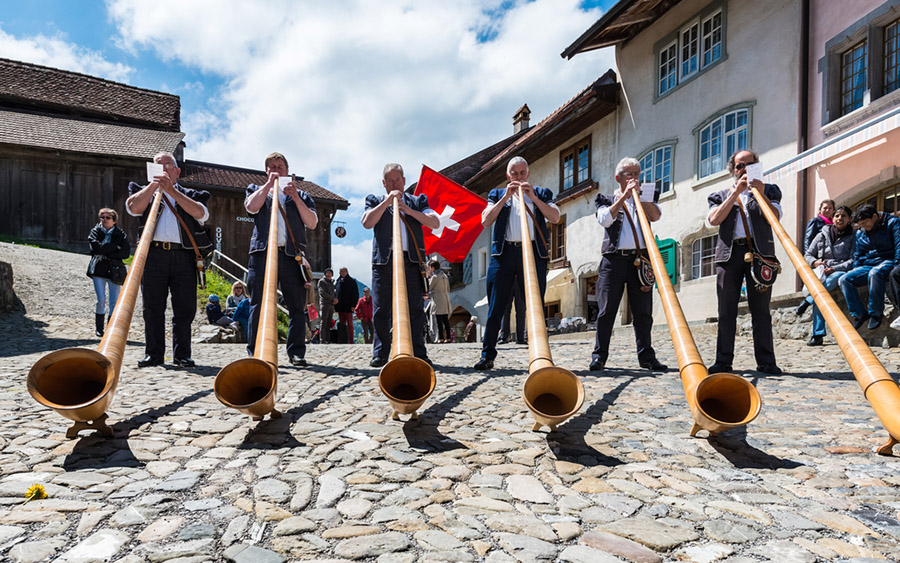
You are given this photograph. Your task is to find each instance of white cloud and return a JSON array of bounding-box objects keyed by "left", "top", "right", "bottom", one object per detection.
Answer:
[
  {"left": 0, "top": 27, "right": 133, "bottom": 82},
  {"left": 106, "top": 0, "right": 616, "bottom": 244}
]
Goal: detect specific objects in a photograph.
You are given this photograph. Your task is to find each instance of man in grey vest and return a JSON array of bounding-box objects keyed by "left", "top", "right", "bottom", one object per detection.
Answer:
[{"left": 707, "top": 150, "right": 782, "bottom": 375}]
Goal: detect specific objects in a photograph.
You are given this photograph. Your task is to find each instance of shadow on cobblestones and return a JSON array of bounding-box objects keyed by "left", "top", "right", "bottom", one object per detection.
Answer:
[
  {"left": 708, "top": 425, "right": 805, "bottom": 470},
  {"left": 62, "top": 389, "right": 213, "bottom": 470},
  {"left": 546, "top": 375, "right": 642, "bottom": 467},
  {"left": 0, "top": 309, "right": 98, "bottom": 357},
  {"left": 402, "top": 375, "right": 493, "bottom": 452}
]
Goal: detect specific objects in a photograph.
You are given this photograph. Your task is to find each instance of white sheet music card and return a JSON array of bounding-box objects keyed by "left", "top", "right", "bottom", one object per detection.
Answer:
[
  {"left": 146, "top": 162, "right": 164, "bottom": 182},
  {"left": 640, "top": 183, "right": 655, "bottom": 202},
  {"left": 745, "top": 163, "right": 763, "bottom": 183},
  {"left": 277, "top": 175, "right": 291, "bottom": 196}
]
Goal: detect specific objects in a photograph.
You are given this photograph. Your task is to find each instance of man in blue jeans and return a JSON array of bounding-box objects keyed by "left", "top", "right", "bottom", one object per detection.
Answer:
[{"left": 839, "top": 204, "right": 900, "bottom": 330}]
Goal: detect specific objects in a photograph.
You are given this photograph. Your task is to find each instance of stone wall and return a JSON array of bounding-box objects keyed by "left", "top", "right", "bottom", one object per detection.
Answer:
[{"left": 0, "top": 261, "right": 14, "bottom": 313}]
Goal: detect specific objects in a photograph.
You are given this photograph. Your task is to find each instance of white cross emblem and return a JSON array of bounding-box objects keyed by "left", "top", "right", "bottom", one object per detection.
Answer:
[{"left": 431, "top": 205, "right": 460, "bottom": 238}]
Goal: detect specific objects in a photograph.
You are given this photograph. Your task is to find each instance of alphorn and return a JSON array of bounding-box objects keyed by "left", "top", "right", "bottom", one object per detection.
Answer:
[
  {"left": 750, "top": 185, "right": 900, "bottom": 455},
  {"left": 214, "top": 182, "right": 283, "bottom": 421},
  {"left": 519, "top": 188, "right": 585, "bottom": 431},
  {"left": 628, "top": 186, "right": 761, "bottom": 436},
  {"left": 378, "top": 196, "right": 436, "bottom": 420},
  {"left": 27, "top": 190, "right": 165, "bottom": 438}
]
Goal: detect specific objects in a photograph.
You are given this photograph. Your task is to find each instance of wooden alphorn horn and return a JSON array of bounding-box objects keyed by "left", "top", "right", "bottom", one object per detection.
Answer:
[
  {"left": 519, "top": 188, "right": 585, "bottom": 431},
  {"left": 749, "top": 185, "right": 900, "bottom": 455},
  {"left": 378, "top": 196, "right": 436, "bottom": 421},
  {"left": 214, "top": 181, "right": 283, "bottom": 421},
  {"left": 628, "top": 186, "right": 761, "bottom": 436},
  {"left": 27, "top": 190, "right": 165, "bottom": 438}
]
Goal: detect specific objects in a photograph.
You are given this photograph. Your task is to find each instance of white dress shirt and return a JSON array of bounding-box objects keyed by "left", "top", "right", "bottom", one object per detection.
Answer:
[
  {"left": 596, "top": 195, "right": 659, "bottom": 250},
  {"left": 706, "top": 189, "right": 783, "bottom": 239},
  {"left": 127, "top": 186, "right": 209, "bottom": 243},
  {"left": 245, "top": 192, "right": 290, "bottom": 247},
  {"left": 484, "top": 194, "right": 560, "bottom": 242}
]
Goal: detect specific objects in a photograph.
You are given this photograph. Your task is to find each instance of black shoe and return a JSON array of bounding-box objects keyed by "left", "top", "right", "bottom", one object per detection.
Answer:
[
  {"left": 756, "top": 364, "right": 783, "bottom": 375},
  {"left": 794, "top": 300, "right": 811, "bottom": 316},
  {"left": 516, "top": 339, "right": 527, "bottom": 345},
  {"left": 289, "top": 356, "right": 308, "bottom": 367},
  {"left": 138, "top": 355, "right": 163, "bottom": 368},
  {"left": 868, "top": 315, "right": 883, "bottom": 330},
  {"left": 589, "top": 359, "right": 605, "bottom": 371},
  {"left": 370, "top": 357, "right": 387, "bottom": 368},
  {"left": 807, "top": 335, "right": 824, "bottom": 346},
  {"left": 173, "top": 358, "right": 196, "bottom": 368},
  {"left": 95, "top": 313, "right": 105, "bottom": 337},
  {"left": 419, "top": 356, "right": 434, "bottom": 367},
  {"left": 852, "top": 314, "right": 870, "bottom": 329},
  {"left": 639, "top": 358, "right": 669, "bottom": 371},
  {"left": 708, "top": 363, "right": 732, "bottom": 374},
  {"left": 474, "top": 358, "right": 494, "bottom": 370}
]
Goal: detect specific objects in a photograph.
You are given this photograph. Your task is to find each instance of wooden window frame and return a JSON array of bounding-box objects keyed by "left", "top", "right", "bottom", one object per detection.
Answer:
[{"left": 559, "top": 136, "right": 592, "bottom": 194}]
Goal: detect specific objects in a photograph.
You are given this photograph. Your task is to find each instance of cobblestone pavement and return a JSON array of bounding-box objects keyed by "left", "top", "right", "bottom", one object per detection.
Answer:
[{"left": 3, "top": 307, "right": 900, "bottom": 563}]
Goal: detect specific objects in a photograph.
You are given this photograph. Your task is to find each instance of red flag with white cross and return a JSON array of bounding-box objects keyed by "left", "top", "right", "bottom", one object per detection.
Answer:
[{"left": 413, "top": 165, "right": 487, "bottom": 263}]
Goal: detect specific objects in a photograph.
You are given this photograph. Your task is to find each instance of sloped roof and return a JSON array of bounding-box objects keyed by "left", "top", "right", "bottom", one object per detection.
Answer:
[
  {"left": 0, "top": 110, "right": 184, "bottom": 158},
  {"left": 465, "top": 70, "right": 619, "bottom": 193},
  {"left": 180, "top": 160, "right": 349, "bottom": 208},
  {"left": 0, "top": 58, "right": 180, "bottom": 130},
  {"left": 561, "top": 0, "right": 684, "bottom": 59}
]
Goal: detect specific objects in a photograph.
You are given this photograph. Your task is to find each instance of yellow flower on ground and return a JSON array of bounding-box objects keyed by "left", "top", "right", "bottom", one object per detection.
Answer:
[{"left": 25, "top": 483, "right": 47, "bottom": 502}]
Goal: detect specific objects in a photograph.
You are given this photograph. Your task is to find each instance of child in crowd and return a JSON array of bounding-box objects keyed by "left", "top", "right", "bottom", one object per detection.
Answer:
[{"left": 205, "top": 295, "right": 232, "bottom": 327}]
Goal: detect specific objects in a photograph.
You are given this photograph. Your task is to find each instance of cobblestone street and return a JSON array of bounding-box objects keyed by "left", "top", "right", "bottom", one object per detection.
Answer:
[{"left": 3, "top": 303, "right": 900, "bottom": 562}]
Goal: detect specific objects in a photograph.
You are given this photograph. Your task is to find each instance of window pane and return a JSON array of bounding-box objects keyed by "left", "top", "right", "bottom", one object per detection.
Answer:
[
  {"left": 562, "top": 152, "right": 574, "bottom": 191},
  {"left": 681, "top": 24, "right": 699, "bottom": 78},
  {"left": 577, "top": 144, "right": 590, "bottom": 183},
  {"left": 702, "top": 12, "right": 722, "bottom": 67},
  {"left": 841, "top": 41, "right": 868, "bottom": 115},
  {"left": 659, "top": 44, "right": 677, "bottom": 95},
  {"left": 885, "top": 20, "right": 900, "bottom": 94}
]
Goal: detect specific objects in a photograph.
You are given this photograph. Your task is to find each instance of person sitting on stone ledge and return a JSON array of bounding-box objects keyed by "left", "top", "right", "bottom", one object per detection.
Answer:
[{"left": 205, "top": 294, "right": 232, "bottom": 328}]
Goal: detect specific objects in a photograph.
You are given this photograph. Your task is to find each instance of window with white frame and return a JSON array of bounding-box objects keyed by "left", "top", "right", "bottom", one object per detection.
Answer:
[
  {"left": 698, "top": 108, "right": 749, "bottom": 179},
  {"left": 655, "top": 4, "right": 724, "bottom": 97},
  {"left": 691, "top": 235, "right": 718, "bottom": 279},
  {"left": 639, "top": 145, "right": 673, "bottom": 195},
  {"left": 821, "top": 6, "right": 900, "bottom": 125}
]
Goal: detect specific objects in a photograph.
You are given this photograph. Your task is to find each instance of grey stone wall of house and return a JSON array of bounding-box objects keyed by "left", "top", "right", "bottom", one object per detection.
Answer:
[{"left": 0, "top": 261, "right": 15, "bottom": 312}]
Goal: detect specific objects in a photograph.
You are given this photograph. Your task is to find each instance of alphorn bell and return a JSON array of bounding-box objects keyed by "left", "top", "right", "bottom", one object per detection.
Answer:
[
  {"left": 214, "top": 181, "right": 283, "bottom": 421},
  {"left": 750, "top": 185, "right": 900, "bottom": 455},
  {"left": 378, "top": 196, "right": 436, "bottom": 421},
  {"left": 519, "top": 188, "right": 585, "bottom": 431},
  {"left": 628, "top": 186, "right": 761, "bottom": 436},
  {"left": 27, "top": 190, "right": 165, "bottom": 438}
]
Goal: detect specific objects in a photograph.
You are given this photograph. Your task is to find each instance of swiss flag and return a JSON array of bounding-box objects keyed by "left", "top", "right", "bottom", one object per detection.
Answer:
[{"left": 413, "top": 165, "right": 487, "bottom": 263}]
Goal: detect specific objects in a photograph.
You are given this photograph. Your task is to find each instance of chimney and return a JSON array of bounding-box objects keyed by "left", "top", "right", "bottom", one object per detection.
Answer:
[{"left": 513, "top": 104, "right": 531, "bottom": 133}]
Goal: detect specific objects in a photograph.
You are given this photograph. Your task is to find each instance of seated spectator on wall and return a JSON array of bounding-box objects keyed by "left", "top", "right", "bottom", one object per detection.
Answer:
[{"left": 206, "top": 294, "right": 232, "bottom": 327}]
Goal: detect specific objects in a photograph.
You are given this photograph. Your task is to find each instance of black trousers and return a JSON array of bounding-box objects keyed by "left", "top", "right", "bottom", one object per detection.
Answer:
[
  {"left": 371, "top": 256, "right": 427, "bottom": 360},
  {"left": 482, "top": 245, "right": 546, "bottom": 361},
  {"left": 500, "top": 279, "right": 525, "bottom": 342},
  {"left": 140, "top": 247, "right": 197, "bottom": 361},
  {"left": 715, "top": 249, "right": 776, "bottom": 366},
  {"left": 247, "top": 249, "right": 307, "bottom": 359},
  {"left": 592, "top": 253, "right": 656, "bottom": 363},
  {"left": 888, "top": 266, "right": 900, "bottom": 310}
]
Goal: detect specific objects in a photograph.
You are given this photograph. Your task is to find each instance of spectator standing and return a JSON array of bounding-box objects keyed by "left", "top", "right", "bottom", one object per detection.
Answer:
[
  {"left": 317, "top": 268, "right": 336, "bottom": 343},
  {"left": 334, "top": 267, "right": 359, "bottom": 343},
  {"left": 355, "top": 287, "right": 374, "bottom": 344},
  {"left": 428, "top": 260, "right": 453, "bottom": 342},
  {"left": 87, "top": 208, "right": 130, "bottom": 337},
  {"left": 464, "top": 315, "right": 478, "bottom": 343}
]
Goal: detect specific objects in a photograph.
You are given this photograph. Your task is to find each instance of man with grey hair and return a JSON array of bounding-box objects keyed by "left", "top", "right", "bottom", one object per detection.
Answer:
[
  {"left": 126, "top": 151, "right": 211, "bottom": 368},
  {"left": 362, "top": 163, "right": 440, "bottom": 367},
  {"left": 591, "top": 157, "right": 666, "bottom": 372},
  {"left": 474, "top": 156, "right": 560, "bottom": 370}
]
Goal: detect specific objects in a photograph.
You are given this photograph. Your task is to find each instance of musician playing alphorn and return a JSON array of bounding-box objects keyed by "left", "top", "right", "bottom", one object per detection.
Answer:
[
  {"left": 474, "top": 157, "right": 559, "bottom": 371},
  {"left": 707, "top": 149, "right": 783, "bottom": 376},
  {"left": 362, "top": 163, "right": 440, "bottom": 368},
  {"left": 245, "top": 152, "right": 318, "bottom": 367},
  {"left": 591, "top": 157, "right": 667, "bottom": 372},
  {"left": 126, "top": 152, "right": 211, "bottom": 369}
]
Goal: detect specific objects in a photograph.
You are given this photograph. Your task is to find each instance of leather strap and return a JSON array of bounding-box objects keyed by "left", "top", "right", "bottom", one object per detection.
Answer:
[
  {"left": 620, "top": 198, "right": 646, "bottom": 260},
  {"left": 161, "top": 195, "right": 204, "bottom": 267},
  {"left": 520, "top": 198, "right": 550, "bottom": 257},
  {"left": 398, "top": 211, "right": 428, "bottom": 279},
  {"left": 735, "top": 197, "right": 756, "bottom": 254},
  {"left": 276, "top": 199, "right": 304, "bottom": 263}
]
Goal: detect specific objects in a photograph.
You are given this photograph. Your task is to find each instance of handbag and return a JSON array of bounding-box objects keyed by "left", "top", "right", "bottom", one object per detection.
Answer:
[
  {"left": 86, "top": 254, "right": 111, "bottom": 279},
  {"left": 307, "top": 303, "right": 319, "bottom": 320},
  {"left": 622, "top": 202, "right": 655, "bottom": 291},
  {"left": 109, "top": 260, "right": 128, "bottom": 285},
  {"left": 737, "top": 199, "right": 781, "bottom": 292}
]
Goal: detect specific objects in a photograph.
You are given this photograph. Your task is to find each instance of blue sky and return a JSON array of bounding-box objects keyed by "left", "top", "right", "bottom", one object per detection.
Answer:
[{"left": 0, "top": 0, "right": 616, "bottom": 286}]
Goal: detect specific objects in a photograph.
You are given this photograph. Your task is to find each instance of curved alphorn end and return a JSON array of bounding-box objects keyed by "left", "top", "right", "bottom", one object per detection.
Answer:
[
  {"left": 522, "top": 366, "right": 585, "bottom": 432},
  {"left": 687, "top": 370, "right": 762, "bottom": 435},
  {"left": 379, "top": 356, "right": 436, "bottom": 420},
  {"left": 876, "top": 436, "right": 899, "bottom": 456}
]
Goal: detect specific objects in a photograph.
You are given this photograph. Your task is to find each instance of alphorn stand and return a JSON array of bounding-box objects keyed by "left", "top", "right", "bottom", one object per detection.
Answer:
[
  {"left": 629, "top": 186, "right": 762, "bottom": 437},
  {"left": 750, "top": 185, "right": 900, "bottom": 455}
]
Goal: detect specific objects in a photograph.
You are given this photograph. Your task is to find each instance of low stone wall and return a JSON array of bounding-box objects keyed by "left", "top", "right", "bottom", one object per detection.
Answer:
[
  {"left": 737, "top": 288, "right": 899, "bottom": 348},
  {"left": 0, "top": 261, "right": 15, "bottom": 313}
]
